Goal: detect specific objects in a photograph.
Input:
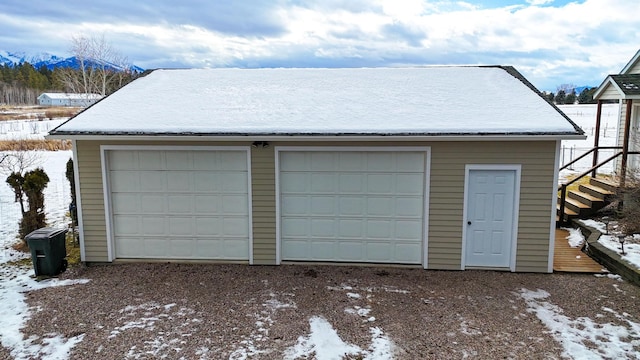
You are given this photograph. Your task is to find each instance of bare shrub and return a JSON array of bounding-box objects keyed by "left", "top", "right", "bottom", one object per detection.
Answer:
[{"left": 617, "top": 180, "right": 640, "bottom": 234}]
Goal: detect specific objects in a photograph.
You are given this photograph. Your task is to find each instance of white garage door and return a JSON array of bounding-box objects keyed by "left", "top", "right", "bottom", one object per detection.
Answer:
[
  {"left": 107, "top": 149, "right": 250, "bottom": 260},
  {"left": 279, "top": 150, "right": 426, "bottom": 264}
]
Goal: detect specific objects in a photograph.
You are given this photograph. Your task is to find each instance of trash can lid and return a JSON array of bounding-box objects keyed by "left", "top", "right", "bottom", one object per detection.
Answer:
[{"left": 25, "top": 227, "right": 67, "bottom": 240}]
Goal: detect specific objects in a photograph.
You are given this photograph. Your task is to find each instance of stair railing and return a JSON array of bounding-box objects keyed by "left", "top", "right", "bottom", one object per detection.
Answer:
[{"left": 558, "top": 150, "right": 623, "bottom": 225}]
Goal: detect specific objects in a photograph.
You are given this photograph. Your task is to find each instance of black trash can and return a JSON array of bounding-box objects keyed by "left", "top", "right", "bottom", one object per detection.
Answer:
[{"left": 25, "top": 227, "right": 68, "bottom": 276}]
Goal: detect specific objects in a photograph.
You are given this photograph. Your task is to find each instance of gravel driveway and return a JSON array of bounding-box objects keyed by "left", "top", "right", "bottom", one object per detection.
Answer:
[{"left": 11, "top": 263, "right": 640, "bottom": 359}]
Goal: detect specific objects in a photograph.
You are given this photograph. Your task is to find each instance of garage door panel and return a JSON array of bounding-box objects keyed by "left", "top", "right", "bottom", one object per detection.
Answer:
[
  {"left": 221, "top": 239, "right": 248, "bottom": 258},
  {"left": 395, "top": 243, "right": 421, "bottom": 263},
  {"left": 165, "top": 152, "right": 192, "bottom": 170},
  {"left": 310, "top": 152, "right": 334, "bottom": 170},
  {"left": 311, "top": 197, "right": 335, "bottom": 215},
  {"left": 311, "top": 240, "right": 336, "bottom": 259},
  {"left": 223, "top": 217, "right": 250, "bottom": 236},
  {"left": 109, "top": 149, "right": 250, "bottom": 261},
  {"left": 139, "top": 173, "right": 164, "bottom": 192},
  {"left": 141, "top": 194, "right": 165, "bottom": 213},
  {"left": 171, "top": 239, "right": 195, "bottom": 257},
  {"left": 222, "top": 195, "right": 248, "bottom": 213},
  {"left": 366, "top": 220, "right": 392, "bottom": 239},
  {"left": 311, "top": 174, "right": 335, "bottom": 192},
  {"left": 142, "top": 217, "right": 166, "bottom": 235},
  {"left": 195, "top": 217, "right": 221, "bottom": 236},
  {"left": 109, "top": 151, "right": 138, "bottom": 169},
  {"left": 338, "top": 219, "right": 363, "bottom": 238},
  {"left": 138, "top": 151, "right": 163, "bottom": 169},
  {"left": 168, "top": 217, "right": 194, "bottom": 236},
  {"left": 338, "top": 153, "right": 364, "bottom": 170},
  {"left": 194, "top": 173, "right": 218, "bottom": 191},
  {"left": 339, "top": 174, "right": 364, "bottom": 192},
  {"left": 166, "top": 172, "right": 191, "bottom": 192},
  {"left": 366, "top": 153, "right": 393, "bottom": 171},
  {"left": 114, "top": 215, "right": 139, "bottom": 235},
  {"left": 397, "top": 152, "right": 425, "bottom": 171},
  {"left": 282, "top": 218, "right": 308, "bottom": 237},
  {"left": 219, "top": 151, "right": 248, "bottom": 170},
  {"left": 311, "top": 219, "right": 335, "bottom": 237},
  {"left": 110, "top": 171, "right": 139, "bottom": 192},
  {"left": 338, "top": 241, "right": 363, "bottom": 260},
  {"left": 396, "top": 198, "right": 422, "bottom": 216},
  {"left": 367, "top": 174, "right": 394, "bottom": 194},
  {"left": 367, "top": 197, "right": 393, "bottom": 216},
  {"left": 282, "top": 196, "right": 308, "bottom": 215},
  {"left": 168, "top": 195, "right": 193, "bottom": 213},
  {"left": 280, "top": 150, "right": 425, "bottom": 265},
  {"left": 397, "top": 174, "right": 424, "bottom": 194},
  {"left": 396, "top": 220, "right": 422, "bottom": 239},
  {"left": 195, "top": 196, "right": 219, "bottom": 213},
  {"left": 221, "top": 173, "right": 249, "bottom": 192},
  {"left": 280, "top": 173, "right": 308, "bottom": 192},
  {"left": 366, "top": 242, "right": 393, "bottom": 261},
  {"left": 338, "top": 197, "right": 365, "bottom": 215},
  {"left": 112, "top": 193, "right": 139, "bottom": 213}
]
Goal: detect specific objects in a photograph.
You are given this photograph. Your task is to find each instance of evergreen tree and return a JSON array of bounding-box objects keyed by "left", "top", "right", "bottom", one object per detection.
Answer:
[
  {"left": 554, "top": 90, "right": 566, "bottom": 105},
  {"left": 565, "top": 90, "right": 577, "bottom": 105}
]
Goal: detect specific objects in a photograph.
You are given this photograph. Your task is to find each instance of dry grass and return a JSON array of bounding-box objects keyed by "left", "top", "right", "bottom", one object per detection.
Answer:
[
  {"left": 0, "top": 106, "right": 81, "bottom": 121},
  {"left": 0, "top": 139, "right": 72, "bottom": 151}
]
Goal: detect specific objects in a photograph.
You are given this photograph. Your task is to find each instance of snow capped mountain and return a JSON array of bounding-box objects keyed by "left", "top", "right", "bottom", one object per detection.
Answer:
[{"left": 0, "top": 50, "right": 144, "bottom": 72}]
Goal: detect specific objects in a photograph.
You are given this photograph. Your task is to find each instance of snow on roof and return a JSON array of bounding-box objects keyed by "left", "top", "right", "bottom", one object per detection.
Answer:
[
  {"left": 39, "top": 93, "right": 103, "bottom": 100},
  {"left": 50, "top": 67, "right": 582, "bottom": 137}
]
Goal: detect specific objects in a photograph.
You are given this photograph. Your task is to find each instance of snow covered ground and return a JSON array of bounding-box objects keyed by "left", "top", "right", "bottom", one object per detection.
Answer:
[
  {"left": 580, "top": 219, "right": 640, "bottom": 271},
  {"left": 558, "top": 103, "right": 620, "bottom": 179}
]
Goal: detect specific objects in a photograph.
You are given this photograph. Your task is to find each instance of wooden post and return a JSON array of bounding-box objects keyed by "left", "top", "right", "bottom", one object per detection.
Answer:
[
  {"left": 620, "top": 99, "right": 633, "bottom": 188},
  {"left": 591, "top": 100, "right": 603, "bottom": 178}
]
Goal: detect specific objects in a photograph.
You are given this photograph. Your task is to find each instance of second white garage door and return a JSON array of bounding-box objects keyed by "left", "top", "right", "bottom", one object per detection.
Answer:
[
  {"left": 106, "top": 148, "right": 251, "bottom": 261},
  {"left": 278, "top": 150, "right": 427, "bottom": 264}
]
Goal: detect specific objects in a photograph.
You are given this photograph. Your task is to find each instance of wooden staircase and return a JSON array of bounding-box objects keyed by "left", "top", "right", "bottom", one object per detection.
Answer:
[{"left": 557, "top": 177, "right": 618, "bottom": 224}]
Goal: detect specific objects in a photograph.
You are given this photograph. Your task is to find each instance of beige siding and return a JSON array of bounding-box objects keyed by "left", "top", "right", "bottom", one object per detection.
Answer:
[
  {"left": 428, "top": 141, "right": 556, "bottom": 272},
  {"left": 75, "top": 139, "right": 557, "bottom": 272},
  {"left": 251, "top": 146, "right": 277, "bottom": 265},
  {"left": 76, "top": 141, "right": 108, "bottom": 261}
]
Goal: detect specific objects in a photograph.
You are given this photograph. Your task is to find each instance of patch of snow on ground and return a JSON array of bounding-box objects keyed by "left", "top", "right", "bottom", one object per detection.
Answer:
[
  {"left": 229, "top": 291, "right": 297, "bottom": 359},
  {"left": 562, "top": 227, "right": 585, "bottom": 248},
  {"left": 598, "top": 234, "right": 640, "bottom": 270},
  {"left": 284, "top": 316, "right": 394, "bottom": 360},
  {"left": 0, "top": 150, "right": 87, "bottom": 359},
  {"left": 109, "top": 301, "right": 200, "bottom": 359},
  {"left": 584, "top": 220, "right": 640, "bottom": 270},
  {"left": 0, "top": 265, "right": 89, "bottom": 360},
  {"left": 519, "top": 288, "right": 640, "bottom": 359}
]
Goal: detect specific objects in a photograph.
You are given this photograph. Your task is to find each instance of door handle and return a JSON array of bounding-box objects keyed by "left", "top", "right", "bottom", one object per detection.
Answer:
[{"left": 467, "top": 221, "right": 472, "bottom": 225}]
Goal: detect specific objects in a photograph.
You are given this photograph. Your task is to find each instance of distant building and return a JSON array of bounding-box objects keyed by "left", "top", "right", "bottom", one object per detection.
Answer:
[{"left": 37, "top": 93, "right": 103, "bottom": 107}]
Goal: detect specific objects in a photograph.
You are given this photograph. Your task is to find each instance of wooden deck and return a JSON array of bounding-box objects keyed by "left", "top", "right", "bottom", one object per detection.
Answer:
[{"left": 554, "top": 229, "right": 606, "bottom": 273}]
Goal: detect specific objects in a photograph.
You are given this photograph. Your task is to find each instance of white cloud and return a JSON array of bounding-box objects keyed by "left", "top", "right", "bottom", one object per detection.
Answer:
[{"left": 526, "top": 0, "right": 554, "bottom": 5}]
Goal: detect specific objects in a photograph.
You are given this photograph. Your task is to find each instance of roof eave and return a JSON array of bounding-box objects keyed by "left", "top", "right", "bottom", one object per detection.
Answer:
[
  {"left": 621, "top": 49, "right": 640, "bottom": 74},
  {"left": 46, "top": 132, "right": 586, "bottom": 142}
]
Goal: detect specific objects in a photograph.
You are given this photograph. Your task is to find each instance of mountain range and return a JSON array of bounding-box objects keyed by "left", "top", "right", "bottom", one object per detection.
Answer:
[{"left": 0, "top": 50, "right": 144, "bottom": 72}]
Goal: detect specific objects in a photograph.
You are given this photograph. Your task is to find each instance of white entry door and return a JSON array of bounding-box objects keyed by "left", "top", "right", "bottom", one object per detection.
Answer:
[{"left": 464, "top": 169, "right": 517, "bottom": 269}]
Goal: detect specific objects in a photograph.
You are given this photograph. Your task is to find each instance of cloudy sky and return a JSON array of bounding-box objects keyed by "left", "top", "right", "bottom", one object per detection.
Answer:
[{"left": 0, "top": 0, "right": 638, "bottom": 91}]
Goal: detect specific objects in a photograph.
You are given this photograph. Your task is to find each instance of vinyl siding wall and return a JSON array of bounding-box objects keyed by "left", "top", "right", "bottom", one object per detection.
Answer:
[{"left": 75, "top": 139, "right": 557, "bottom": 272}]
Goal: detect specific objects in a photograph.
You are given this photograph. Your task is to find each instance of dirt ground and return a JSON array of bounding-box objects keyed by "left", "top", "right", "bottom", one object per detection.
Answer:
[{"left": 8, "top": 263, "right": 639, "bottom": 359}]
